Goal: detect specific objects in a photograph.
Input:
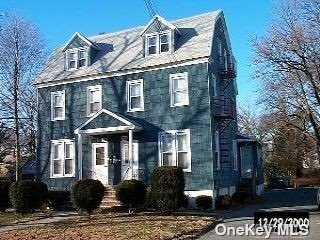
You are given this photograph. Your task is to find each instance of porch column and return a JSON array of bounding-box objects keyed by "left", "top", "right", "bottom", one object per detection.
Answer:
[
  {"left": 129, "top": 129, "right": 133, "bottom": 179},
  {"left": 77, "top": 133, "right": 83, "bottom": 180}
]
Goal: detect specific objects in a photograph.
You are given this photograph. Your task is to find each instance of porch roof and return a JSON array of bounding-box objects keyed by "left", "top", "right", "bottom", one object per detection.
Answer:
[{"left": 74, "top": 109, "right": 143, "bottom": 135}]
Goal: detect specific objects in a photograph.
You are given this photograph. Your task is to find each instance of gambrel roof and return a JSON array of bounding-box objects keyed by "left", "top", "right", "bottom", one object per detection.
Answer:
[{"left": 36, "top": 10, "right": 226, "bottom": 86}]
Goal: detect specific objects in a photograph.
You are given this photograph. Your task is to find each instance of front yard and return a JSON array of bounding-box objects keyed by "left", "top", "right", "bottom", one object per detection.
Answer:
[
  {"left": 0, "top": 213, "right": 217, "bottom": 240},
  {"left": 0, "top": 211, "right": 50, "bottom": 227}
]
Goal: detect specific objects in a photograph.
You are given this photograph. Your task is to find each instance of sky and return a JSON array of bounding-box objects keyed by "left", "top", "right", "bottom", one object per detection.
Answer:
[{"left": 0, "top": 0, "right": 274, "bottom": 107}]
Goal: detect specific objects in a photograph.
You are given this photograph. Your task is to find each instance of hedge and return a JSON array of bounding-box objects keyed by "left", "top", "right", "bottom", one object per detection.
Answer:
[
  {"left": 0, "top": 180, "right": 12, "bottom": 212},
  {"left": 150, "top": 166, "right": 185, "bottom": 212},
  {"left": 196, "top": 195, "right": 212, "bottom": 210},
  {"left": 116, "top": 179, "right": 146, "bottom": 210},
  {"left": 9, "top": 180, "right": 43, "bottom": 213},
  {"left": 71, "top": 179, "right": 105, "bottom": 214}
]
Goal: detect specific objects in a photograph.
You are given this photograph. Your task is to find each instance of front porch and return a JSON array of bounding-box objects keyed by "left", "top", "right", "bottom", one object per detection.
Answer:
[{"left": 74, "top": 109, "right": 144, "bottom": 186}]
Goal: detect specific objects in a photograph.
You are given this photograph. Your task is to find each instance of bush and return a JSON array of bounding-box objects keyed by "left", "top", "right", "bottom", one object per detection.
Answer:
[
  {"left": 231, "top": 191, "right": 249, "bottom": 204},
  {"left": 0, "top": 180, "right": 12, "bottom": 212},
  {"left": 150, "top": 166, "right": 185, "bottom": 212},
  {"left": 196, "top": 195, "right": 212, "bottom": 210},
  {"left": 48, "top": 191, "right": 71, "bottom": 210},
  {"left": 181, "top": 194, "right": 189, "bottom": 209},
  {"left": 38, "top": 182, "right": 48, "bottom": 204},
  {"left": 71, "top": 179, "right": 105, "bottom": 214},
  {"left": 216, "top": 195, "right": 232, "bottom": 210},
  {"left": 116, "top": 179, "right": 146, "bottom": 210},
  {"left": 9, "top": 180, "right": 42, "bottom": 213}
]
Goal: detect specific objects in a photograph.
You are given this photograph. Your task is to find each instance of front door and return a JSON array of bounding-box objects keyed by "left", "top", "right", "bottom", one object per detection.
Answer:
[
  {"left": 120, "top": 141, "right": 138, "bottom": 180},
  {"left": 92, "top": 143, "right": 108, "bottom": 185},
  {"left": 240, "top": 146, "right": 253, "bottom": 179}
]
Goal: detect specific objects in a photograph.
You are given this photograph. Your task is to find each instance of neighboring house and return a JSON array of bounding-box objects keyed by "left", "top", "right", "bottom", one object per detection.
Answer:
[{"left": 36, "top": 10, "right": 263, "bottom": 205}]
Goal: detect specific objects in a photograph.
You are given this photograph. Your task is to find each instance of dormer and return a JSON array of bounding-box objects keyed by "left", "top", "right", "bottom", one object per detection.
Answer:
[
  {"left": 140, "top": 15, "right": 180, "bottom": 56},
  {"left": 62, "top": 32, "right": 100, "bottom": 70}
]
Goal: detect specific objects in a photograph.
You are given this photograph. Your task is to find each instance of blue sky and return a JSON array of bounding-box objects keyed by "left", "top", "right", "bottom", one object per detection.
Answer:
[{"left": 0, "top": 0, "right": 274, "bottom": 106}]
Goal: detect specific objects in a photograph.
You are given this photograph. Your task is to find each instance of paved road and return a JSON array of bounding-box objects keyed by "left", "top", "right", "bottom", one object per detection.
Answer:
[{"left": 199, "top": 187, "right": 320, "bottom": 239}]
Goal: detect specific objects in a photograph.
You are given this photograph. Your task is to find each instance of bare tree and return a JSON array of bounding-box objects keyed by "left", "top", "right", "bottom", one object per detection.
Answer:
[
  {"left": 0, "top": 14, "right": 45, "bottom": 180},
  {"left": 252, "top": 0, "right": 320, "bottom": 154}
]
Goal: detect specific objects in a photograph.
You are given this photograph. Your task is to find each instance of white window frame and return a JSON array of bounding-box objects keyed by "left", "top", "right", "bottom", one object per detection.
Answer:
[
  {"left": 127, "top": 79, "right": 144, "bottom": 112},
  {"left": 78, "top": 48, "right": 87, "bottom": 68},
  {"left": 50, "top": 139, "right": 75, "bottom": 178},
  {"left": 51, "top": 90, "right": 65, "bottom": 121},
  {"left": 232, "top": 140, "right": 238, "bottom": 170},
  {"left": 212, "top": 73, "right": 217, "bottom": 97},
  {"left": 145, "top": 30, "right": 171, "bottom": 56},
  {"left": 158, "top": 129, "right": 191, "bottom": 172},
  {"left": 170, "top": 72, "right": 189, "bottom": 107},
  {"left": 87, "top": 85, "right": 102, "bottom": 117},
  {"left": 215, "top": 131, "right": 221, "bottom": 170},
  {"left": 66, "top": 47, "right": 88, "bottom": 70}
]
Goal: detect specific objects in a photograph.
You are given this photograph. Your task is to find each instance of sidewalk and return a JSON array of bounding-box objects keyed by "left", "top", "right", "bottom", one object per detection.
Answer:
[{"left": 0, "top": 211, "right": 79, "bottom": 233}]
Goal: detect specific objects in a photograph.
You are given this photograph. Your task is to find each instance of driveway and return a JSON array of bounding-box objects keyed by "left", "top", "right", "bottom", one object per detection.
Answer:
[{"left": 199, "top": 187, "right": 320, "bottom": 239}]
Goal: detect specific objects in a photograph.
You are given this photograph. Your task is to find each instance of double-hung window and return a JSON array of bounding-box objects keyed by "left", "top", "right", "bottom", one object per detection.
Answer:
[
  {"left": 78, "top": 49, "right": 87, "bottom": 68},
  {"left": 170, "top": 72, "right": 189, "bottom": 107},
  {"left": 147, "top": 35, "right": 157, "bottom": 55},
  {"left": 159, "top": 33, "right": 169, "bottom": 53},
  {"left": 159, "top": 129, "right": 191, "bottom": 172},
  {"left": 232, "top": 140, "right": 238, "bottom": 170},
  {"left": 127, "top": 79, "right": 144, "bottom": 112},
  {"left": 51, "top": 90, "right": 65, "bottom": 121},
  {"left": 145, "top": 31, "right": 171, "bottom": 56},
  {"left": 66, "top": 48, "right": 88, "bottom": 70},
  {"left": 87, "top": 85, "right": 102, "bottom": 116},
  {"left": 51, "top": 139, "right": 75, "bottom": 177}
]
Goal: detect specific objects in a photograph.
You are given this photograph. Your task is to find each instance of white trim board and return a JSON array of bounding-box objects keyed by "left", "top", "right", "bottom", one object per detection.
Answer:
[
  {"left": 62, "top": 32, "right": 100, "bottom": 52},
  {"left": 140, "top": 15, "right": 180, "bottom": 36},
  {"left": 74, "top": 108, "right": 142, "bottom": 134},
  {"left": 36, "top": 57, "right": 209, "bottom": 89}
]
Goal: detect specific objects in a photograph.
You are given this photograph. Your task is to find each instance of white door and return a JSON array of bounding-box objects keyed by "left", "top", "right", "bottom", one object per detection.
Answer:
[
  {"left": 92, "top": 143, "right": 109, "bottom": 185},
  {"left": 120, "top": 141, "right": 138, "bottom": 180}
]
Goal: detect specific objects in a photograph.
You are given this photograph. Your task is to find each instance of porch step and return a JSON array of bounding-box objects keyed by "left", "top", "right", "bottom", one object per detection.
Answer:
[{"left": 100, "top": 186, "right": 121, "bottom": 209}]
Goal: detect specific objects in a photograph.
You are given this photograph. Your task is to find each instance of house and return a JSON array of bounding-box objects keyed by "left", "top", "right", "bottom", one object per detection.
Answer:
[{"left": 36, "top": 10, "right": 263, "bottom": 206}]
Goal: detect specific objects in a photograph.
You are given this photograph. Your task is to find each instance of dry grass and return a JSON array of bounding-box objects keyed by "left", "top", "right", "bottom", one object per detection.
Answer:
[
  {"left": 0, "top": 212, "right": 50, "bottom": 227},
  {"left": 0, "top": 213, "right": 217, "bottom": 240}
]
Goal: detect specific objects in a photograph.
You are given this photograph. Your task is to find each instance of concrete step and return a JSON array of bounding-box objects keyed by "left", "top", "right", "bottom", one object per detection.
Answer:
[{"left": 99, "top": 185, "right": 121, "bottom": 209}]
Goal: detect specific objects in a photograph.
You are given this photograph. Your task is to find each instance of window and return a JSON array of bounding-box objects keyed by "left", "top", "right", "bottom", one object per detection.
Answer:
[
  {"left": 212, "top": 73, "right": 217, "bottom": 97},
  {"left": 215, "top": 131, "right": 221, "bottom": 170},
  {"left": 78, "top": 49, "right": 87, "bottom": 68},
  {"left": 224, "top": 49, "right": 228, "bottom": 70},
  {"left": 87, "top": 85, "right": 102, "bottom": 116},
  {"left": 170, "top": 72, "right": 189, "bottom": 107},
  {"left": 232, "top": 140, "right": 238, "bottom": 170},
  {"left": 160, "top": 33, "right": 169, "bottom": 53},
  {"left": 147, "top": 36, "right": 157, "bottom": 55},
  {"left": 51, "top": 91, "right": 65, "bottom": 121},
  {"left": 159, "top": 129, "right": 191, "bottom": 172},
  {"left": 145, "top": 31, "right": 171, "bottom": 56},
  {"left": 51, "top": 139, "right": 75, "bottom": 177},
  {"left": 127, "top": 79, "right": 144, "bottom": 112},
  {"left": 66, "top": 48, "right": 88, "bottom": 70}
]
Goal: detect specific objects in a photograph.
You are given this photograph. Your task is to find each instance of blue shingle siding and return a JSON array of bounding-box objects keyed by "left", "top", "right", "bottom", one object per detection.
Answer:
[{"left": 37, "top": 63, "right": 214, "bottom": 190}]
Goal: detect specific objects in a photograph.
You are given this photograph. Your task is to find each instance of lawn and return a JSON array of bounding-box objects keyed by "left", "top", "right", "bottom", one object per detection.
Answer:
[
  {"left": 0, "top": 212, "right": 50, "bottom": 227},
  {"left": 0, "top": 213, "right": 217, "bottom": 240}
]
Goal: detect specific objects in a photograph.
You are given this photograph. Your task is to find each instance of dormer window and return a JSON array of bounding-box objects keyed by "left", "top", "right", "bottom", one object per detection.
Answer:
[
  {"left": 145, "top": 31, "right": 171, "bottom": 56},
  {"left": 78, "top": 49, "right": 87, "bottom": 68},
  {"left": 66, "top": 48, "right": 88, "bottom": 70},
  {"left": 160, "top": 33, "right": 169, "bottom": 53}
]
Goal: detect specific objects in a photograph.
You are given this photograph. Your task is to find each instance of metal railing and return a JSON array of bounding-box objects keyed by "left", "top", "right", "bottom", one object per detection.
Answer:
[{"left": 212, "top": 98, "right": 236, "bottom": 120}]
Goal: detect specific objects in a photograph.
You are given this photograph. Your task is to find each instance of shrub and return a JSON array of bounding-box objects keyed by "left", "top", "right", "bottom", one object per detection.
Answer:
[
  {"left": 196, "top": 195, "right": 213, "bottom": 210},
  {"left": 181, "top": 194, "right": 189, "bottom": 209},
  {"left": 216, "top": 195, "right": 232, "bottom": 210},
  {"left": 38, "top": 182, "right": 48, "bottom": 204},
  {"left": 71, "top": 179, "right": 105, "bottom": 214},
  {"left": 116, "top": 179, "right": 146, "bottom": 211},
  {"left": 48, "top": 191, "right": 71, "bottom": 210},
  {"left": 231, "top": 191, "right": 249, "bottom": 204},
  {"left": 0, "top": 180, "right": 12, "bottom": 212},
  {"left": 9, "top": 180, "right": 42, "bottom": 213},
  {"left": 144, "top": 188, "right": 156, "bottom": 209},
  {"left": 150, "top": 166, "right": 185, "bottom": 212}
]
